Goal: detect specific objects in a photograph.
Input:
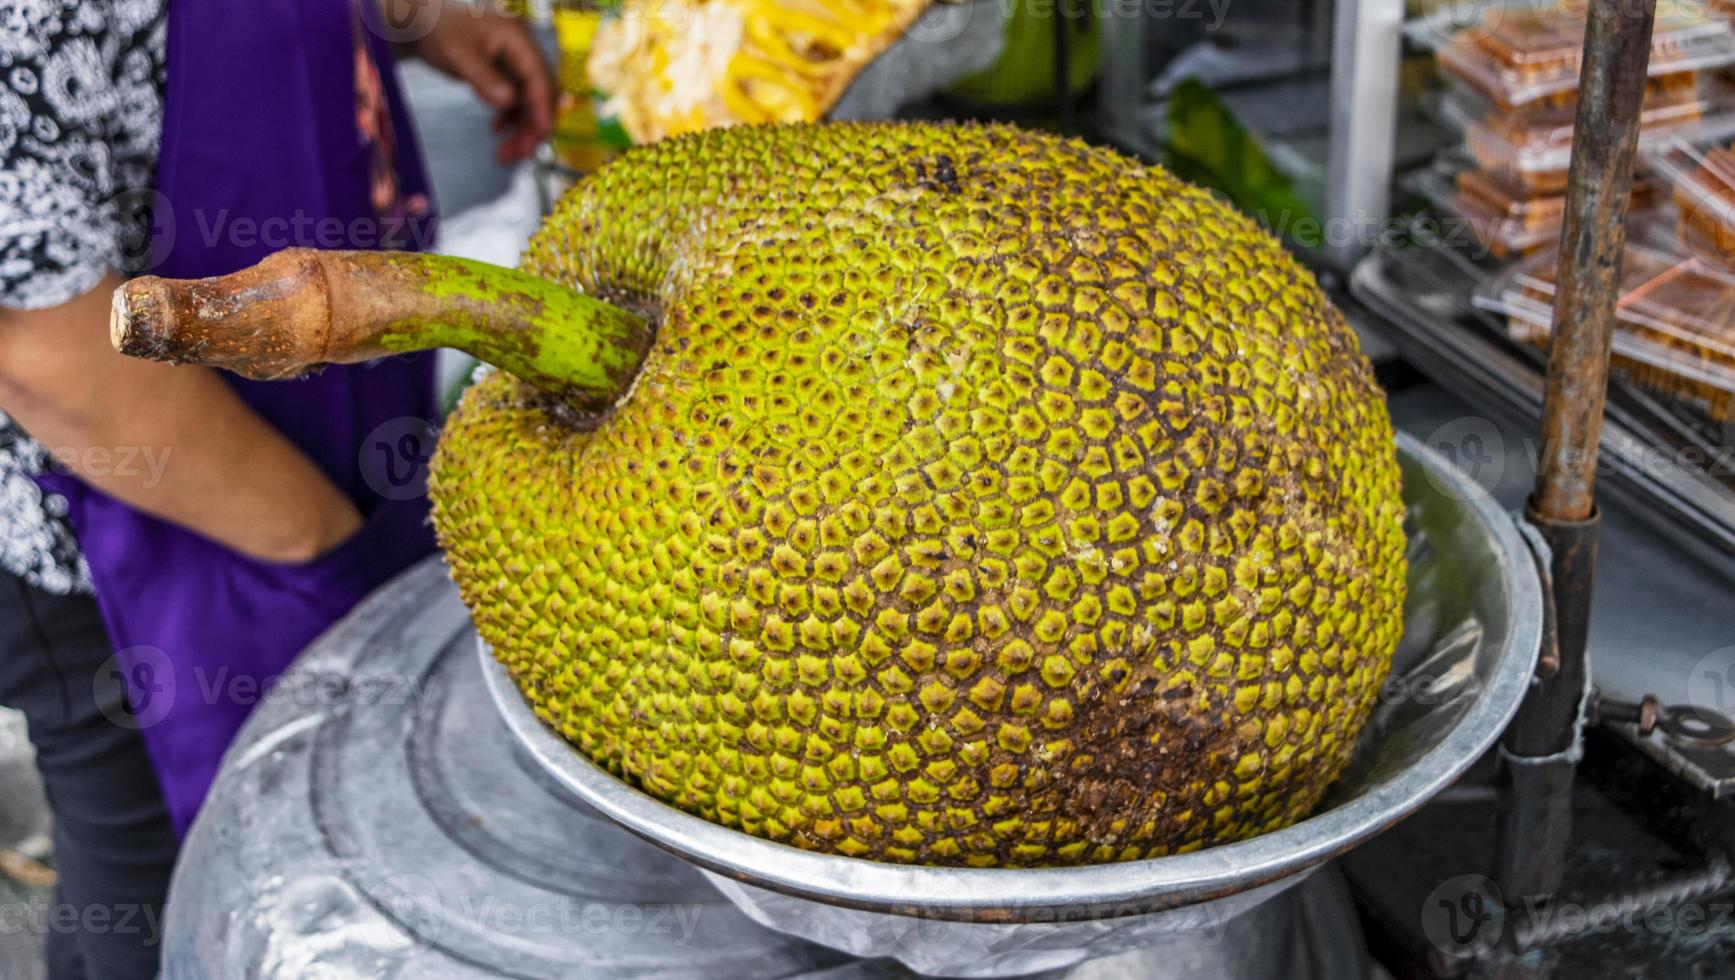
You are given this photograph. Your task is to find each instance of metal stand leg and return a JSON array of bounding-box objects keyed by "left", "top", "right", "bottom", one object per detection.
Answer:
[{"left": 1482, "top": 2, "right": 1657, "bottom": 977}]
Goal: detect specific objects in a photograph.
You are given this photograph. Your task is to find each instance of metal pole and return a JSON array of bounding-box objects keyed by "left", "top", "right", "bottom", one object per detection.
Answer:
[
  {"left": 1487, "top": 1, "right": 1655, "bottom": 977},
  {"left": 1533, "top": 4, "right": 1654, "bottom": 521}
]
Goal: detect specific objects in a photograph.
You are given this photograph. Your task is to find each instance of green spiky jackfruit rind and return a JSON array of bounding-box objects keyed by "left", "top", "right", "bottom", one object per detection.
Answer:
[{"left": 429, "top": 122, "right": 1407, "bottom": 868}]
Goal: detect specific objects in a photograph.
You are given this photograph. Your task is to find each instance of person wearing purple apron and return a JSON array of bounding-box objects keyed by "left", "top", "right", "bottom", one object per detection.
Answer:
[
  {"left": 42, "top": 0, "right": 456, "bottom": 841},
  {"left": 0, "top": 1, "right": 551, "bottom": 976}
]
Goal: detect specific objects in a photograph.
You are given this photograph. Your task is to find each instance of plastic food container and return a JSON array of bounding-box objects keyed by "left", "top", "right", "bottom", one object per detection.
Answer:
[
  {"left": 1475, "top": 241, "right": 1735, "bottom": 421},
  {"left": 1443, "top": 81, "right": 1730, "bottom": 194},
  {"left": 1650, "top": 135, "right": 1735, "bottom": 269},
  {"left": 1436, "top": 5, "right": 1735, "bottom": 112},
  {"left": 1416, "top": 161, "right": 1659, "bottom": 258}
]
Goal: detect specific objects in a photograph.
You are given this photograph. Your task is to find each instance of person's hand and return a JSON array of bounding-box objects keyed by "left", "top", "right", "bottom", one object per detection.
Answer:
[
  {"left": 404, "top": 2, "right": 555, "bottom": 163},
  {"left": 0, "top": 274, "right": 368, "bottom": 566}
]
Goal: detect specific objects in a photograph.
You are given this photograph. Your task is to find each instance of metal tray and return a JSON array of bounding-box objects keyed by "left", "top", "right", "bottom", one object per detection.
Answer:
[{"left": 481, "top": 433, "right": 1545, "bottom": 977}]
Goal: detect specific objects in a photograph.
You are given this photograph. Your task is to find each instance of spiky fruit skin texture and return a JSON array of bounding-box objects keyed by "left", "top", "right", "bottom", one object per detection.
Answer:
[{"left": 429, "top": 123, "right": 1407, "bottom": 868}]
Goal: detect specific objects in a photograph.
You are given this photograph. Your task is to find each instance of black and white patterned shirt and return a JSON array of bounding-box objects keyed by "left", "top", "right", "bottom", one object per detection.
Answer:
[{"left": 0, "top": 0, "right": 165, "bottom": 594}]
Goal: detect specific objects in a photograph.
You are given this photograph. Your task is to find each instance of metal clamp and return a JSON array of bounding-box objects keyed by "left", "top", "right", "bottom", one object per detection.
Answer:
[
  {"left": 1512, "top": 515, "right": 1559, "bottom": 680},
  {"left": 1594, "top": 692, "right": 1735, "bottom": 750}
]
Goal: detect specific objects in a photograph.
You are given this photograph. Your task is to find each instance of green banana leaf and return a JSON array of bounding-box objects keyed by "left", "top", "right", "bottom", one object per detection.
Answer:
[{"left": 1162, "top": 77, "right": 1322, "bottom": 249}]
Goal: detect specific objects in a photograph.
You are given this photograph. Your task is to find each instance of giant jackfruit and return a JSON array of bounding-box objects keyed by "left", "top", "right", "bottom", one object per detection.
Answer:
[{"left": 112, "top": 122, "right": 1406, "bottom": 867}]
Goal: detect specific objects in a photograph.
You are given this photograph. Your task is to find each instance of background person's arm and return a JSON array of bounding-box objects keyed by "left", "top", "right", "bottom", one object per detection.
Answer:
[{"left": 0, "top": 273, "right": 363, "bottom": 563}]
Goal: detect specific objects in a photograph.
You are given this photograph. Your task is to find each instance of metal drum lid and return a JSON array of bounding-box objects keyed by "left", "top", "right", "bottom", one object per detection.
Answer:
[{"left": 162, "top": 559, "right": 1365, "bottom": 980}]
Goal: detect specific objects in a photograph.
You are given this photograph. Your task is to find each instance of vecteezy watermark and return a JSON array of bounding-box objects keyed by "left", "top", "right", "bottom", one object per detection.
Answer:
[
  {"left": 1377, "top": 670, "right": 1481, "bottom": 710},
  {"left": 370, "top": 0, "right": 446, "bottom": 44},
  {"left": 366, "top": 872, "right": 706, "bottom": 959},
  {"left": 1518, "top": 895, "right": 1735, "bottom": 945},
  {"left": 360, "top": 416, "right": 441, "bottom": 501},
  {"left": 857, "top": 895, "right": 1229, "bottom": 969},
  {"left": 1412, "top": 0, "right": 1720, "bottom": 48},
  {"left": 106, "top": 193, "right": 439, "bottom": 274},
  {"left": 1017, "top": 0, "right": 1232, "bottom": 29},
  {"left": 370, "top": 873, "right": 447, "bottom": 955},
  {"left": 96, "top": 646, "right": 178, "bottom": 731},
  {"left": 38, "top": 444, "right": 172, "bottom": 489},
  {"left": 1422, "top": 873, "right": 1735, "bottom": 962},
  {"left": 192, "top": 668, "right": 440, "bottom": 717},
  {"left": 0, "top": 899, "right": 163, "bottom": 947},
  {"left": 1410, "top": 0, "right": 1514, "bottom": 47},
  {"left": 191, "top": 209, "right": 439, "bottom": 255},
  {"left": 903, "top": 0, "right": 1232, "bottom": 46},
  {"left": 1258, "top": 209, "right": 1495, "bottom": 257},
  {"left": 98, "top": 655, "right": 439, "bottom": 730},
  {"left": 1421, "top": 416, "right": 1506, "bottom": 502},
  {"left": 1422, "top": 875, "right": 1506, "bottom": 960},
  {"left": 1415, "top": 418, "right": 1735, "bottom": 503},
  {"left": 111, "top": 186, "right": 175, "bottom": 274},
  {"left": 1512, "top": 436, "right": 1735, "bottom": 487},
  {"left": 1686, "top": 645, "right": 1735, "bottom": 728},
  {"left": 900, "top": 0, "right": 982, "bottom": 44},
  {"left": 451, "top": 897, "right": 703, "bottom": 944}
]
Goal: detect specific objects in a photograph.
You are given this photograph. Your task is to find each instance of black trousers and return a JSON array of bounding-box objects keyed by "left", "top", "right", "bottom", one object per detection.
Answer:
[{"left": 0, "top": 577, "right": 178, "bottom": 980}]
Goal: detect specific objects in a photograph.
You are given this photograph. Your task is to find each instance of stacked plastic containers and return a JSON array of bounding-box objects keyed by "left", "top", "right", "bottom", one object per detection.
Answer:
[
  {"left": 1652, "top": 135, "right": 1735, "bottom": 268},
  {"left": 1421, "top": 3, "right": 1735, "bottom": 259},
  {"left": 1417, "top": 3, "right": 1735, "bottom": 424},
  {"left": 1476, "top": 131, "right": 1735, "bottom": 424},
  {"left": 1475, "top": 239, "right": 1735, "bottom": 423}
]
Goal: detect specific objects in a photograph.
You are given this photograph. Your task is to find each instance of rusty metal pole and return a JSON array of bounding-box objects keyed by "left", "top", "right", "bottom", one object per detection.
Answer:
[
  {"left": 1532, "top": 6, "right": 1654, "bottom": 524},
  {"left": 1486, "top": 1, "right": 1655, "bottom": 976}
]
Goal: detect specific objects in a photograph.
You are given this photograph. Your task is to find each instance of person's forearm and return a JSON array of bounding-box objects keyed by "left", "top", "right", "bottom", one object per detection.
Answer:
[{"left": 0, "top": 274, "right": 362, "bottom": 563}]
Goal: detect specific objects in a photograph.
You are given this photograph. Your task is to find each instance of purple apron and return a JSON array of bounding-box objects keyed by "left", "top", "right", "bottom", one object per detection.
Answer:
[{"left": 39, "top": 0, "right": 441, "bottom": 836}]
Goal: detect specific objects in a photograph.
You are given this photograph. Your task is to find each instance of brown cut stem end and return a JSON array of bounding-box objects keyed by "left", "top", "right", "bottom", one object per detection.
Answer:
[{"left": 111, "top": 249, "right": 334, "bottom": 380}]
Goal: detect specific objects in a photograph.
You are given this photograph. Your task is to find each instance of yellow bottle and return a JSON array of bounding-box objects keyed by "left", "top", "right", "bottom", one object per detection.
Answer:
[{"left": 552, "top": 1, "right": 620, "bottom": 172}]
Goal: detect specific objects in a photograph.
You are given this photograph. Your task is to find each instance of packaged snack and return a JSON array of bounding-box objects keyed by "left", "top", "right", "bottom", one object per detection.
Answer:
[
  {"left": 1437, "top": 4, "right": 1735, "bottom": 112},
  {"left": 1417, "top": 162, "right": 1656, "bottom": 258},
  {"left": 1446, "top": 81, "right": 1724, "bottom": 194},
  {"left": 1650, "top": 135, "right": 1735, "bottom": 269},
  {"left": 1476, "top": 241, "right": 1735, "bottom": 420}
]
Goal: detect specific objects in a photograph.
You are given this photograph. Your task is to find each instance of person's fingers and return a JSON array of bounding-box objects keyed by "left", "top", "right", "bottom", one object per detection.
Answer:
[
  {"left": 490, "top": 104, "right": 525, "bottom": 163},
  {"left": 445, "top": 38, "right": 515, "bottom": 110},
  {"left": 499, "top": 124, "right": 539, "bottom": 164},
  {"left": 496, "top": 117, "right": 535, "bottom": 164},
  {"left": 489, "top": 96, "right": 538, "bottom": 162},
  {"left": 495, "top": 25, "right": 555, "bottom": 140}
]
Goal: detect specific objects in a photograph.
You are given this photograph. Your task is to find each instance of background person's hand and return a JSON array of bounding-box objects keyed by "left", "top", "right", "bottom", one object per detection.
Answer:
[{"left": 400, "top": 1, "right": 555, "bottom": 164}]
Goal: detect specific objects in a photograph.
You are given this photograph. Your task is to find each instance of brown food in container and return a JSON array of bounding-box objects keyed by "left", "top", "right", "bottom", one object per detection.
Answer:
[
  {"left": 1456, "top": 168, "right": 1565, "bottom": 231},
  {"left": 1483, "top": 242, "right": 1735, "bottom": 421},
  {"left": 1654, "top": 139, "right": 1735, "bottom": 269},
  {"left": 1459, "top": 80, "right": 1710, "bottom": 195},
  {"left": 1437, "top": 4, "right": 1735, "bottom": 113},
  {"left": 1425, "top": 165, "right": 1655, "bottom": 259}
]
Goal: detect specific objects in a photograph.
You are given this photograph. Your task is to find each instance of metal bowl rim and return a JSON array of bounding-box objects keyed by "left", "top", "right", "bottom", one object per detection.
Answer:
[{"left": 481, "top": 432, "right": 1543, "bottom": 920}]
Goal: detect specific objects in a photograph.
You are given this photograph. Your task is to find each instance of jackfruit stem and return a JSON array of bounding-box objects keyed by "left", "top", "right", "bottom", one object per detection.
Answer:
[{"left": 111, "top": 248, "right": 650, "bottom": 411}]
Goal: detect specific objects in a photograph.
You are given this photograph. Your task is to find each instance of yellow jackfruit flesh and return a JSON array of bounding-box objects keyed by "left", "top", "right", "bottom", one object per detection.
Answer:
[{"left": 428, "top": 122, "right": 1407, "bottom": 868}]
